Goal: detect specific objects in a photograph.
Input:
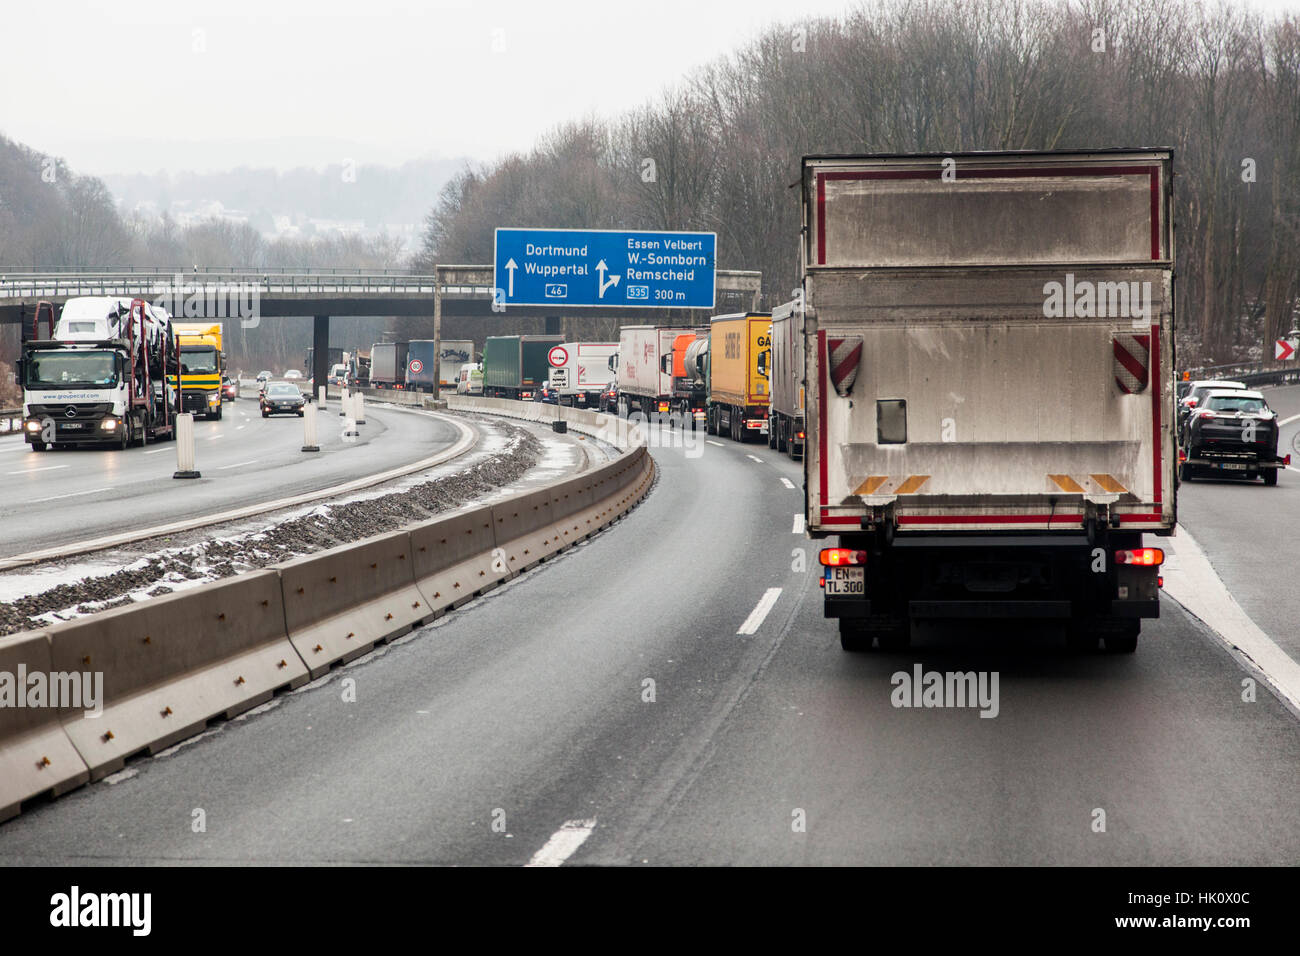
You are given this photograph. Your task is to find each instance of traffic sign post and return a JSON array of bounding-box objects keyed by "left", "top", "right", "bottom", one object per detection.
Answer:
[{"left": 494, "top": 228, "right": 717, "bottom": 309}]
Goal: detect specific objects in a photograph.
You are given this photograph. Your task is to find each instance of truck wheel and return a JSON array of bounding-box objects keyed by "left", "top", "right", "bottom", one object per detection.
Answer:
[
  {"left": 118, "top": 420, "right": 131, "bottom": 450},
  {"left": 215, "top": 405, "right": 223, "bottom": 421},
  {"left": 30, "top": 441, "right": 46, "bottom": 452},
  {"left": 838, "top": 619, "right": 874, "bottom": 652},
  {"left": 1103, "top": 624, "right": 1139, "bottom": 654},
  {"left": 768, "top": 419, "right": 777, "bottom": 449},
  {"left": 875, "top": 622, "right": 911, "bottom": 652},
  {"left": 1065, "top": 625, "right": 1099, "bottom": 652},
  {"left": 1263, "top": 469, "right": 1278, "bottom": 486}
]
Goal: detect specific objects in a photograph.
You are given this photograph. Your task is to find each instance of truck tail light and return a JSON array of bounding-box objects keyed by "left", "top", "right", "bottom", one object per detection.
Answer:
[
  {"left": 819, "top": 548, "right": 867, "bottom": 566},
  {"left": 1114, "top": 548, "right": 1164, "bottom": 566},
  {"left": 796, "top": 430, "right": 805, "bottom": 441},
  {"left": 658, "top": 402, "right": 669, "bottom": 412},
  {"left": 1178, "top": 449, "right": 1187, "bottom": 463},
  {"left": 1285, "top": 454, "right": 1293, "bottom": 466}
]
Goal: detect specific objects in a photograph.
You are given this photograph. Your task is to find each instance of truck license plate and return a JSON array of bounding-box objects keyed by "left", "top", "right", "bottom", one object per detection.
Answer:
[
  {"left": 825, "top": 566, "right": 864, "bottom": 596},
  {"left": 61, "top": 422, "right": 85, "bottom": 430},
  {"left": 1220, "top": 463, "right": 1247, "bottom": 470}
]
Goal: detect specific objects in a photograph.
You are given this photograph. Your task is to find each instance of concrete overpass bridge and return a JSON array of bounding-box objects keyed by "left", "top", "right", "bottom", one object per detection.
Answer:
[{"left": 0, "top": 265, "right": 764, "bottom": 389}]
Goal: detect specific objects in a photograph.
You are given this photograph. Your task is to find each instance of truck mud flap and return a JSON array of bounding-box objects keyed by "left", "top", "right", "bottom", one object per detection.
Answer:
[{"left": 909, "top": 600, "right": 1073, "bottom": 619}]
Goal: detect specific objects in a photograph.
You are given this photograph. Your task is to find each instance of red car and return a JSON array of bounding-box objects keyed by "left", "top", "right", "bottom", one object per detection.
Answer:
[{"left": 221, "top": 376, "right": 239, "bottom": 401}]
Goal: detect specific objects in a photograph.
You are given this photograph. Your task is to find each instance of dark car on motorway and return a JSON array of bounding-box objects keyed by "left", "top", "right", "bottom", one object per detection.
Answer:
[
  {"left": 221, "top": 376, "right": 239, "bottom": 401},
  {"left": 532, "top": 382, "right": 560, "bottom": 404},
  {"left": 600, "top": 383, "right": 618, "bottom": 414},
  {"left": 261, "top": 381, "right": 306, "bottom": 418},
  {"left": 1180, "top": 389, "right": 1286, "bottom": 485},
  {"left": 1177, "top": 379, "right": 1247, "bottom": 438}
]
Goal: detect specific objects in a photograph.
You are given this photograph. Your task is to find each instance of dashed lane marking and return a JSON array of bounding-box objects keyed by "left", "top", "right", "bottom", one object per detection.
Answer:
[
  {"left": 525, "top": 819, "right": 597, "bottom": 867},
  {"left": 737, "top": 587, "right": 783, "bottom": 635}
]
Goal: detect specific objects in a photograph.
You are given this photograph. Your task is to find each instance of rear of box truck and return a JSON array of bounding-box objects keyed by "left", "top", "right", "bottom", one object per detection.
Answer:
[
  {"left": 707, "top": 313, "right": 771, "bottom": 442},
  {"left": 803, "top": 151, "right": 1175, "bottom": 653}
]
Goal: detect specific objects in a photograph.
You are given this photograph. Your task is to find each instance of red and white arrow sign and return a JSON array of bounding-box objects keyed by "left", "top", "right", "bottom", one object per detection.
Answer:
[
  {"left": 548, "top": 346, "right": 569, "bottom": 367},
  {"left": 1276, "top": 338, "right": 1296, "bottom": 361}
]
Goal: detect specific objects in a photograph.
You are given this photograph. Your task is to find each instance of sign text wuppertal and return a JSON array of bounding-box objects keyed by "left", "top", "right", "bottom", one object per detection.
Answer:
[{"left": 494, "top": 228, "right": 717, "bottom": 309}]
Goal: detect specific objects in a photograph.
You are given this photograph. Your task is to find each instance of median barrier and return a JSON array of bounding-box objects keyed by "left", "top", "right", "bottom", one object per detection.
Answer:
[
  {"left": 0, "top": 630, "right": 90, "bottom": 821},
  {"left": 489, "top": 487, "right": 567, "bottom": 574},
  {"left": 277, "top": 529, "right": 427, "bottom": 678},
  {"left": 47, "top": 570, "right": 308, "bottom": 779},
  {"left": 0, "top": 396, "right": 655, "bottom": 816},
  {"left": 410, "top": 507, "right": 508, "bottom": 612}
]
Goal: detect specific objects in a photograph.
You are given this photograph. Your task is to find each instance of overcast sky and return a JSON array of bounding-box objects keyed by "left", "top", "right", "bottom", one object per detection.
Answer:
[{"left": 3, "top": 0, "right": 1298, "bottom": 178}]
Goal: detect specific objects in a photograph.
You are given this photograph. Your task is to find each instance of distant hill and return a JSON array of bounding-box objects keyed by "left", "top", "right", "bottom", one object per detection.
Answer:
[{"left": 104, "top": 157, "right": 468, "bottom": 251}]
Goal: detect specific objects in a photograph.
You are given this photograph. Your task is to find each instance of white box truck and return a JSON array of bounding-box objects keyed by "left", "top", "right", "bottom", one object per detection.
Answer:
[
  {"left": 613, "top": 325, "right": 693, "bottom": 418},
  {"left": 546, "top": 341, "right": 617, "bottom": 408},
  {"left": 803, "top": 150, "right": 1175, "bottom": 653}
]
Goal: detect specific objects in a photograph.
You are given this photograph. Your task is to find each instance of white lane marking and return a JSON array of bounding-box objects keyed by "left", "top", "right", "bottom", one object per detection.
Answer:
[
  {"left": 1277, "top": 412, "right": 1300, "bottom": 426},
  {"left": 525, "top": 819, "right": 597, "bottom": 867},
  {"left": 1163, "top": 527, "right": 1300, "bottom": 713},
  {"left": 34, "top": 486, "right": 109, "bottom": 503},
  {"left": 217, "top": 459, "right": 259, "bottom": 470},
  {"left": 780, "top": 477, "right": 796, "bottom": 489},
  {"left": 792, "top": 513, "right": 805, "bottom": 534},
  {"left": 0, "top": 444, "right": 32, "bottom": 453},
  {"left": 206, "top": 434, "right": 224, "bottom": 441},
  {"left": 236, "top": 425, "right": 246, "bottom": 431},
  {"left": 737, "top": 587, "right": 783, "bottom": 635},
  {"left": 143, "top": 447, "right": 170, "bottom": 455},
  {"left": 706, "top": 440, "right": 725, "bottom": 447},
  {"left": 6, "top": 464, "right": 67, "bottom": 475},
  {"left": 746, "top": 454, "right": 763, "bottom": 462},
  {"left": 1287, "top": 466, "right": 1300, "bottom": 474}
]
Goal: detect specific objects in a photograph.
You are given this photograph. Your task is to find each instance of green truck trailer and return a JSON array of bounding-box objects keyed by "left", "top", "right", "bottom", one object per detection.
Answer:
[{"left": 481, "top": 335, "right": 563, "bottom": 400}]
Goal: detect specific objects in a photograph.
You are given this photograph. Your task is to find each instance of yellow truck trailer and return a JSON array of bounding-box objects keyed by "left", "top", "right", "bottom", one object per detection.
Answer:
[
  {"left": 706, "top": 312, "right": 771, "bottom": 442},
  {"left": 170, "top": 322, "right": 225, "bottom": 420}
]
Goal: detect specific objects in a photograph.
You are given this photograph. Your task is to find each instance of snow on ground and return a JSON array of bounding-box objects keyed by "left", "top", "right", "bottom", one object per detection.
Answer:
[{"left": 0, "top": 411, "right": 604, "bottom": 635}]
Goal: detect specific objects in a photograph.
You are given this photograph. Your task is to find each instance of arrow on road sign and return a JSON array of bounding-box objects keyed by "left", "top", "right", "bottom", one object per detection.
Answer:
[
  {"left": 596, "top": 260, "right": 620, "bottom": 299},
  {"left": 505, "top": 258, "right": 518, "bottom": 297},
  {"left": 1276, "top": 338, "right": 1296, "bottom": 361}
]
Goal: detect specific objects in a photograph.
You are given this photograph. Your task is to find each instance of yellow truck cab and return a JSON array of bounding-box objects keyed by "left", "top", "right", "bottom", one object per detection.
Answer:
[{"left": 171, "top": 323, "right": 225, "bottom": 420}]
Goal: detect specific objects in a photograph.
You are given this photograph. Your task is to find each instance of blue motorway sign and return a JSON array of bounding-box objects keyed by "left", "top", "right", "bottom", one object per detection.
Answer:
[{"left": 494, "top": 228, "right": 716, "bottom": 309}]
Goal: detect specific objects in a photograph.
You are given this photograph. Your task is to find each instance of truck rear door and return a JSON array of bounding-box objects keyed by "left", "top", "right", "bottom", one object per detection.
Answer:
[{"left": 803, "top": 151, "right": 1175, "bottom": 536}]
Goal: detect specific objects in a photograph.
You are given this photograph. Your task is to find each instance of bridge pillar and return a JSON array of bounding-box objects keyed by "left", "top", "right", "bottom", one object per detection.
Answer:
[
  {"left": 545, "top": 315, "right": 562, "bottom": 336},
  {"left": 313, "top": 316, "right": 330, "bottom": 395}
]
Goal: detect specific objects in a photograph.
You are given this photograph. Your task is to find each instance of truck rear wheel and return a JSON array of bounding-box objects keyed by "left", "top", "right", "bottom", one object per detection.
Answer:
[
  {"left": 838, "top": 619, "right": 874, "bottom": 652},
  {"left": 1263, "top": 469, "right": 1278, "bottom": 486},
  {"left": 1103, "top": 624, "right": 1139, "bottom": 654},
  {"left": 875, "top": 622, "right": 911, "bottom": 651}
]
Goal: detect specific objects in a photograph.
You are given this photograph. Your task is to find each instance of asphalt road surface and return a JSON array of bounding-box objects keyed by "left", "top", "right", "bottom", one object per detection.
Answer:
[
  {"left": 0, "top": 396, "right": 463, "bottom": 560},
  {"left": 1, "top": 408, "right": 1296, "bottom": 865}
]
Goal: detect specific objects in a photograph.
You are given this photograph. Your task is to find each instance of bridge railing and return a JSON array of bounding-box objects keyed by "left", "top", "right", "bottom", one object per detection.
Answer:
[{"left": 0, "top": 274, "right": 495, "bottom": 299}]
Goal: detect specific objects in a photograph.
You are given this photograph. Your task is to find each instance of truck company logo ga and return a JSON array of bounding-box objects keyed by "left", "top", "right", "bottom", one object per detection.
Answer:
[
  {"left": 1042, "top": 273, "right": 1153, "bottom": 322},
  {"left": 50, "top": 887, "right": 151, "bottom": 936},
  {"left": 0, "top": 665, "right": 103, "bottom": 717},
  {"left": 891, "top": 665, "right": 999, "bottom": 718}
]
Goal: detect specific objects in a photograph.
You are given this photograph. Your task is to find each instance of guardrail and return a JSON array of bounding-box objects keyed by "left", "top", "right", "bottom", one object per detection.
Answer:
[
  {"left": 0, "top": 408, "right": 22, "bottom": 438},
  {"left": 0, "top": 400, "right": 654, "bottom": 821},
  {"left": 0, "top": 274, "right": 494, "bottom": 299},
  {"left": 1181, "top": 362, "right": 1300, "bottom": 389}
]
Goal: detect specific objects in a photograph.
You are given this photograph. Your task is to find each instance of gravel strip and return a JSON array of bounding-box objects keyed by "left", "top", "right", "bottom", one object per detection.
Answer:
[{"left": 0, "top": 418, "right": 544, "bottom": 636}]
